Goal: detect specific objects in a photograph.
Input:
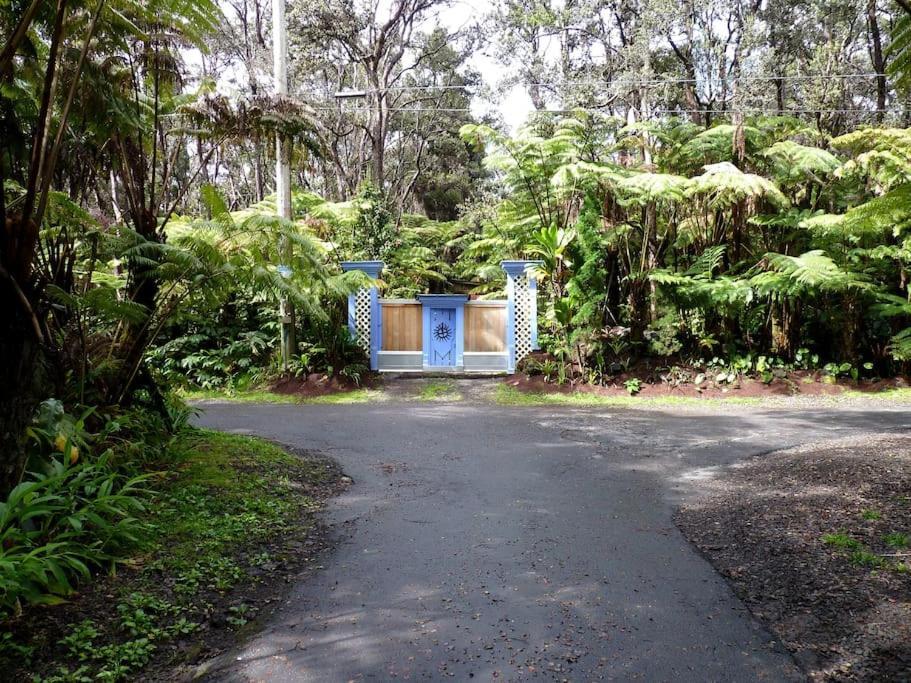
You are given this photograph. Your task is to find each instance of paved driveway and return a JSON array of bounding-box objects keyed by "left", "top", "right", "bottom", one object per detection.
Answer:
[{"left": 196, "top": 394, "right": 910, "bottom": 681}]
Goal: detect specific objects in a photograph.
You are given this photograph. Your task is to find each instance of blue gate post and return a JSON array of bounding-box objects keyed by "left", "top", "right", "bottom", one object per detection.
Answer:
[
  {"left": 340, "top": 261, "right": 384, "bottom": 371},
  {"left": 529, "top": 274, "right": 539, "bottom": 351},
  {"left": 501, "top": 260, "right": 542, "bottom": 373}
]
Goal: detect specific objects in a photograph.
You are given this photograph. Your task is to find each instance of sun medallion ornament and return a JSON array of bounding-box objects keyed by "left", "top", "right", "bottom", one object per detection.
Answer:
[{"left": 433, "top": 321, "right": 453, "bottom": 341}]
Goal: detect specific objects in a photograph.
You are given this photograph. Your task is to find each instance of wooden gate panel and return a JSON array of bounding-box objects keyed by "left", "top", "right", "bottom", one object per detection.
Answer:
[
  {"left": 465, "top": 305, "right": 506, "bottom": 352},
  {"left": 381, "top": 303, "right": 422, "bottom": 351}
]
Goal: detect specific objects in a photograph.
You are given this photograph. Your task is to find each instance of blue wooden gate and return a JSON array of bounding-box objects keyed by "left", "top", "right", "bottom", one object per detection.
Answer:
[
  {"left": 342, "top": 262, "right": 541, "bottom": 373},
  {"left": 429, "top": 307, "right": 456, "bottom": 367}
]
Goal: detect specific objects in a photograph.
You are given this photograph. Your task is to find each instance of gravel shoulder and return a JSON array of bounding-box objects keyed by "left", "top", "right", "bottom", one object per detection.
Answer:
[{"left": 676, "top": 434, "right": 911, "bottom": 682}]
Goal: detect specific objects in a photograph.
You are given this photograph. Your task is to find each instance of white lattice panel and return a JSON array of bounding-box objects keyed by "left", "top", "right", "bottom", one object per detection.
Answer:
[
  {"left": 514, "top": 273, "right": 532, "bottom": 362},
  {"left": 354, "top": 289, "right": 371, "bottom": 352}
]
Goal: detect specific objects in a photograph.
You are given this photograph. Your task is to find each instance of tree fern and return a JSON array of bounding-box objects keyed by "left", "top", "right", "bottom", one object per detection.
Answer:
[
  {"left": 752, "top": 250, "right": 864, "bottom": 295},
  {"left": 687, "top": 162, "right": 789, "bottom": 209},
  {"left": 762, "top": 140, "right": 840, "bottom": 185},
  {"left": 675, "top": 124, "right": 765, "bottom": 171},
  {"left": 888, "top": 14, "right": 911, "bottom": 94},
  {"left": 615, "top": 172, "right": 688, "bottom": 206},
  {"left": 831, "top": 128, "right": 911, "bottom": 190}
]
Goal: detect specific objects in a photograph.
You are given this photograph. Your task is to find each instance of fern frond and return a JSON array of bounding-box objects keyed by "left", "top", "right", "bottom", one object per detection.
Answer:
[
  {"left": 753, "top": 250, "right": 863, "bottom": 295},
  {"left": 687, "top": 162, "right": 789, "bottom": 209},
  {"left": 615, "top": 172, "right": 688, "bottom": 205},
  {"left": 888, "top": 15, "right": 911, "bottom": 94},
  {"left": 762, "top": 140, "right": 839, "bottom": 184},
  {"left": 686, "top": 245, "right": 727, "bottom": 276}
]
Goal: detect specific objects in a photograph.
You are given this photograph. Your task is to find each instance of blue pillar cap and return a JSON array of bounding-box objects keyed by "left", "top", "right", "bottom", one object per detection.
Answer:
[
  {"left": 501, "top": 260, "right": 542, "bottom": 277},
  {"left": 341, "top": 260, "right": 384, "bottom": 278}
]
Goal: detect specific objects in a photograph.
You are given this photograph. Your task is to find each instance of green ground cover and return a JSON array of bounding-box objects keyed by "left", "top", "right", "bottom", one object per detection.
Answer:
[{"left": 2, "top": 430, "right": 337, "bottom": 682}]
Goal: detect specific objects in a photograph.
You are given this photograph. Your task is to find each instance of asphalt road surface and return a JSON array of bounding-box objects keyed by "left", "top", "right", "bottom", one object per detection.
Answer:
[{"left": 195, "top": 393, "right": 910, "bottom": 681}]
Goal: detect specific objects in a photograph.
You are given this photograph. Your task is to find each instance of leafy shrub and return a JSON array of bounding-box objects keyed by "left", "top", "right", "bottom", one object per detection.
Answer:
[
  {"left": 646, "top": 313, "right": 684, "bottom": 357},
  {"left": 287, "top": 324, "right": 369, "bottom": 381},
  {"left": 349, "top": 182, "right": 399, "bottom": 261},
  {"left": 0, "top": 401, "right": 161, "bottom": 619},
  {"left": 624, "top": 378, "right": 643, "bottom": 395},
  {"left": 794, "top": 348, "right": 820, "bottom": 370},
  {"left": 0, "top": 456, "right": 152, "bottom": 617},
  {"left": 149, "top": 328, "right": 274, "bottom": 390},
  {"left": 151, "top": 293, "right": 368, "bottom": 390},
  {"left": 339, "top": 363, "right": 369, "bottom": 387},
  {"left": 96, "top": 401, "right": 195, "bottom": 469},
  {"left": 822, "top": 361, "right": 874, "bottom": 382},
  {"left": 659, "top": 366, "right": 693, "bottom": 387},
  {"left": 698, "top": 353, "right": 793, "bottom": 385},
  {"left": 522, "top": 357, "right": 559, "bottom": 382}
]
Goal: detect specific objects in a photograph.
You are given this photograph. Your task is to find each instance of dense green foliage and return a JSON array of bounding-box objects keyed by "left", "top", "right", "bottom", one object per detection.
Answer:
[
  {"left": 2, "top": 428, "right": 332, "bottom": 681},
  {"left": 0, "top": 399, "right": 184, "bottom": 620},
  {"left": 155, "top": 113, "right": 911, "bottom": 390},
  {"left": 0, "top": 0, "right": 365, "bottom": 633},
  {"left": 147, "top": 190, "right": 371, "bottom": 390},
  {"left": 452, "top": 116, "right": 911, "bottom": 381},
  {"left": 2, "top": 0, "right": 911, "bottom": 666}
]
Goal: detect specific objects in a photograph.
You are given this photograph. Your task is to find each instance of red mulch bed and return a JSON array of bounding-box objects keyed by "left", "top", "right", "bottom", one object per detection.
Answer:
[
  {"left": 504, "top": 369, "right": 909, "bottom": 400},
  {"left": 269, "top": 372, "right": 378, "bottom": 398}
]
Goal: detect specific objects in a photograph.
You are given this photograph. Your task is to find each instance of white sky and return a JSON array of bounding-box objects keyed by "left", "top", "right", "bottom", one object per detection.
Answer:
[
  {"left": 435, "top": 0, "right": 536, "bottom": 131},
  {"left": 191, "top": 0, "right": 536, "bottom": 131}
]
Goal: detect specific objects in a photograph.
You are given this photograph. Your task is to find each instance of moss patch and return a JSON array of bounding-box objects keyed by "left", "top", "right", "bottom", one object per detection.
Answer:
[
  {"left": 417, "top": 380, "right": 461, "bottom": 401},
  {"left": 841, "top": 387, "right": 911, "bottom": 402},
  {"left": 180, "top": 388, "right": 302, "bottom": 404},
  {"left": 183, "top": 387, "right": 383, "bottom": 405},
  {"left": 301, "top": 388, "right": 381, "bottom": 404}
]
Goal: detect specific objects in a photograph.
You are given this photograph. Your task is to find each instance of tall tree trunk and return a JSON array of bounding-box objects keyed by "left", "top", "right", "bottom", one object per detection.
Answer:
[
  {"left": 528, "top": 82, "right": 546, "bottom": 110},
  {"left": 730, "top": 115, "right": 746, "bottom": 263},
  {"left": 730, "top": 200, "right": 745, "bottom": 264},
  {"left": 841, "top": 298, "right": 861, "bottom": 361},
  {"left": 0, "top": 277, "right": 48, "bottom": 496},
  {"left": 0, "top": 0, "right": 45, "bottom": 76},
  {"left": 370, "top": 88, "right": 387, "bottom": 186},
  {"left": 667, "top": 35, "right": 702, "bottom": 125},
  {"left": 644, "top": 202, "right": 658, "bottom": 324},
  {"left": 0, "top": 0, "right": 67, "bottom": 495},
  {"left": 603, "top": 247, "right": 621, "bottom": 326},
  {"left": 601, "top": 196, "right": 623, "bottom": 326},
  {"left": 111, "top": 209, "right": 161, "bottom": 404},
  {"left": 867, "top": 0, "right": 887, "bottom": 122},
  {"left": 771, "top": 298, "right": 799, "bottom": 359},
  {"left": 627, "top": 280, "right": 649, "bottom": 346},
  {"left": 253, "top": 144, "right": 265, "bottom": 203}
]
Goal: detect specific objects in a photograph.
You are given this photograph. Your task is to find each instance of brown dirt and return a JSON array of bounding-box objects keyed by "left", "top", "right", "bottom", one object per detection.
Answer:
[
  {"left": 270, "top": 372, "right": 378, "bottom": 397},
  {"left": 504, "top": 370, "right": 910, "bottom": 400},
  {"left": 676, "top": 435, "right": 911, "bottom": 681}
]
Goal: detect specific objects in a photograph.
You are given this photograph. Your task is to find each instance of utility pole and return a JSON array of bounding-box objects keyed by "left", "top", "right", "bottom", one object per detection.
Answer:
[{"left": 273, "top": 0, "right": 295, "bottom": 369}]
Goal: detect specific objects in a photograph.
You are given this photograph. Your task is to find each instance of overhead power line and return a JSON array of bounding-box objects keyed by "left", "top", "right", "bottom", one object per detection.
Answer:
[
  {"left": 341, "top": 72, "right": 889, "bottom": 95},
  {"left": 314, "top": 105, "right": 907, "bottom": 116},
  {"left": 321, "top": 72, "right": 905, "bottom": 120}
]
